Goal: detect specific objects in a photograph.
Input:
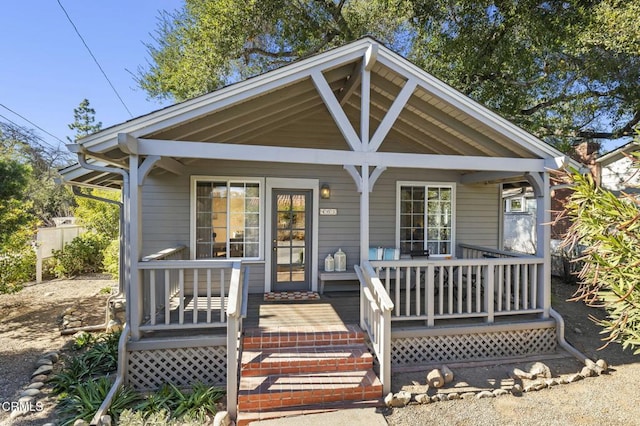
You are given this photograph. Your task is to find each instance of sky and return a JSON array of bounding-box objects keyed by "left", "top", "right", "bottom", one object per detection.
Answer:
[{"left": 1, "top": 0, "right": 184, "bottom": 152}]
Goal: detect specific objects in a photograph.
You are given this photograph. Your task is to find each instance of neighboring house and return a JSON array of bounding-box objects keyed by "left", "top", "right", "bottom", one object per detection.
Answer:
[
  {"left": 502, "top": 185, "right": 536, "bottom": 254},
  {"left": 597, "top": 140, "right": 640, "bottom": 194},
  {"left": 61, "top": 38, "right": 575, "bottom": 423}
]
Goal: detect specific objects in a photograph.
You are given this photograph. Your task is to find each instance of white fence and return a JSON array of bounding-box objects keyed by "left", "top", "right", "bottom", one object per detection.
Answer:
[{"left": 35, "top": 224, "right": 85, "bottom": 282}]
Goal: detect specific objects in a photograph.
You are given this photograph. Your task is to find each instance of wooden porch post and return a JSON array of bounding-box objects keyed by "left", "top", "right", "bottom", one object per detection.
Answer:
[
  {"left": 360, "top": 165, "right": 370, "bottom": 264},
  {"left": 129, "top": 153, "right": 143, "bottom": 340},
  {"left": 529, "top": 172, "right": 551, "bottom": 319}
]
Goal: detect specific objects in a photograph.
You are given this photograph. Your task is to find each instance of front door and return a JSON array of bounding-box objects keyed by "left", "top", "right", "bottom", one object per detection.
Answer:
[{"left": 271, "top": 189, "right": 312, "bottom": 291}]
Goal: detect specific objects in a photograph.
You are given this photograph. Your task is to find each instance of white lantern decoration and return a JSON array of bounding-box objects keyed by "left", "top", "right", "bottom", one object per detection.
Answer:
[
  {"left": 324, "top": 254, "right": 335, "bottom": 272},
  {"left": 334, "top": 248, "right": 346, "bottom": 272}
]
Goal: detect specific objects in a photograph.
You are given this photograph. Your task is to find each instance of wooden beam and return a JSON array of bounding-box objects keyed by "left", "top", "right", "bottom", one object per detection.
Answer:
[
  {"left": 137, "top": 138, "right": 547, "bottom": 172},
  {"left": 337, "top": 61, "right": 363, "bottom": 106},
  {"left": 369, "top": 79, "right": 417, "bottom": 152},
  {"left": 311, "top": 70, "right": 362, "bottom": 151},
  {"left": 118, "top": 133, "right": 138, "bottom": 155},
  {"left": 138, "top": 155, "right": 160, "bottom": 186},
  {"left": 156, "top": 157, "right": 186, "bottom": 175},
  {"left": 343, "top": 165, "right": 363, "bottom": 192},
  {"left": 364, "top": 43, "right": 378, "bottom": 71},
  {"left": 460, "top": 171, "right": 525, "bottom": 185},
  {"left": 369, "top": 166, "right": 387, "bottom": 191}
]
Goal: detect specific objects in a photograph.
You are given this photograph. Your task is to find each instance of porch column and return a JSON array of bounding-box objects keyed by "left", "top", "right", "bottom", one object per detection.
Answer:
[
  {"left": 129, "top": 154, "right": 143, "bottom": 340},
  {"left": 360, "top": 164, "right": 370, "bottom": 264},
  {"left": 528, "top": 171, "right": 551, "bottom": 319}
]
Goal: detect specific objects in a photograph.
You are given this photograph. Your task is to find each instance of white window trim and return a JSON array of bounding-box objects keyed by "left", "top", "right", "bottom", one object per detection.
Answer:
[
  {"left": 395, "top": 181, "right": 457, "bottom": 258},
  {"left": 190, "top": 175, "right": 265, "bottom": 260}
]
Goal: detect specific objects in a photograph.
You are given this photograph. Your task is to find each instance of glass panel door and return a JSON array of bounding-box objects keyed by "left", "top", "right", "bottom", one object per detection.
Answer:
[{"left": 271, "top": 190, "right": 312, "bottom": 291}]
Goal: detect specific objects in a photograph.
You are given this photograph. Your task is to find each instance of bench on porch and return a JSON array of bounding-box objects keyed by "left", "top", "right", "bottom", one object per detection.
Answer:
[
  {"left": 319, "top": 271, "right": 358, "bottom": 294},
  {"left": 319, "top": 248, "right": 401, "bottom": 294}
]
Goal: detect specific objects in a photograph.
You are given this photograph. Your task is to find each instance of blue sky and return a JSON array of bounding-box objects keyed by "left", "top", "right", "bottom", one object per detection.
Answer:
[{"left": 1, "top": 1, "right": 184, "bottom": 151}]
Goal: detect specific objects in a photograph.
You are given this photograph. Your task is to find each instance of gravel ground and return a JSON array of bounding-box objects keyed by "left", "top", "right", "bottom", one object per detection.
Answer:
[
  {"left": 0, "top": 275, "right": 115, "bottom": 426},
  {"left": 385, "top": 280, "right": 640, "bottom": 426}
]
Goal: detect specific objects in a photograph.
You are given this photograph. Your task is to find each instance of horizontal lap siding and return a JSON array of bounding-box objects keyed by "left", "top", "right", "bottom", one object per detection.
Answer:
[
  {"left": 140, "top": 161, "right": 500, "bottom": 292},
  {"left": 370, "top": 168, "right": 500, "bottom": 251},
  {"left": 141, "top": 160, "right": 359, "bottom": 293},
  {"left": 456, "top": 183, "right": 500, "bottom": 248}
]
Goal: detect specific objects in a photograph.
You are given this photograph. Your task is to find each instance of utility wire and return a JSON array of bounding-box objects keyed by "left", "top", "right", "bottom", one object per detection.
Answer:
[
  {"left": 0, "top": 104, "right": 65, "bottom": 146},
  {"left": 56, "top": 0, "right": 134, "bottom": 118}
]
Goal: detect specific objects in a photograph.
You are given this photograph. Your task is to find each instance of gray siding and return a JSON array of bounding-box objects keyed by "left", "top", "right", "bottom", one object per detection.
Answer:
[{"left": 140, "top": 161, "right": 500, "bottom": 293}]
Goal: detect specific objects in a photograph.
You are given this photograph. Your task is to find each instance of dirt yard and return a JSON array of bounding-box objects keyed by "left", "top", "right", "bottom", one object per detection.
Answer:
[
  {"left": 0, "top": 275, "right": 115, "bottom": 425},
  {"left": 1, "top": 276, "right": 639, "bottom": 425}
]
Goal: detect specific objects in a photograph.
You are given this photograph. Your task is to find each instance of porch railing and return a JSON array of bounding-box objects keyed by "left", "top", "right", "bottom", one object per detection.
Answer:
[
  {"left": 138, "top": 251, "right": 245, "bottom": 332},
  {"left": 226, "top": 262, "right": 250, "bottom": 421},
  {"left": 370, "top": 249, "right": 543, "bottom": 325},
  {"left": 355, "top": 262, "right": 393, "bottom": 395},
  {"left": 458, "top": 243, "right": 534, "bottom": 259}
]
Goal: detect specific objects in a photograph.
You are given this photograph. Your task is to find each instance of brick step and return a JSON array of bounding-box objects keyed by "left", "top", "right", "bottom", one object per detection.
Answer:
[
  {"left": 238, "top": 369, "right": 382, "bottom": 412},
  {"left": 241, "top": 344, "right": 373, "bottom": 377},
  {"left": 242, "top": 324, "right": 364, "bottom": 350},
  {"left": 236, "top": 398, "right": 385, "bottom": 426}
]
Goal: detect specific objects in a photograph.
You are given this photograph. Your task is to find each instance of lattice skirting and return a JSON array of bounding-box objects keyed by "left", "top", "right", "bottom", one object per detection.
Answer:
[
  {"left": 391, "top": 326, "right": 557, "bottom": 367},
  {"left": 127, "top": 346, "right": 227, "bottom": 391}
]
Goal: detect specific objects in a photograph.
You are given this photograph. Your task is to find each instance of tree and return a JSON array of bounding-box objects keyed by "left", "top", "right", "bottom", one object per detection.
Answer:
[
  {"left": 558, "top": 134, "right": 640, "bottom": 354},
  {"left": 68, "top": 99, "right": 103, "bottom": 142},
  {"left": 137, "top": 0, "right": 640, "bottom": 150}
]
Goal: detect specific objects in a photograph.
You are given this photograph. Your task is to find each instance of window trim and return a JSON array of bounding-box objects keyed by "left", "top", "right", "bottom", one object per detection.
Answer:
[
  {"left": 190, "top": 176, "right": 265, "bottom": 260},
  {"left": 395, "top": 181, "right": 456, "bottom": 258}
]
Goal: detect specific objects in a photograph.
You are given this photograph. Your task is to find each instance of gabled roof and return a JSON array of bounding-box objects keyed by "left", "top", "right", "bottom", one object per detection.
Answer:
[
  {"left": 596, "top": 140, "right": 639, "bottom": 167},
  {"left": 65, "top": 37, "right": 568, "bottom": 187}
]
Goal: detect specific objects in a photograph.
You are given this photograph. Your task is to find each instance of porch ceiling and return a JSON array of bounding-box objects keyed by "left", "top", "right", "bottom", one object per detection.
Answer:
[{"left": 63, "top": 38, "right": 567, "bottom": 188}]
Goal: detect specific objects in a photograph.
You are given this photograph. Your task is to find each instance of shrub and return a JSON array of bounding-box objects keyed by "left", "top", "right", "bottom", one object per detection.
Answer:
[
  {"left": 102, "top": 238, "right": 120, "bottom": 280},
  {"left": 52, "top": 232, "right": 109, "bottom": 278},
  {"left": 0, "top": 245, "right": 36, "bottom": 293}
]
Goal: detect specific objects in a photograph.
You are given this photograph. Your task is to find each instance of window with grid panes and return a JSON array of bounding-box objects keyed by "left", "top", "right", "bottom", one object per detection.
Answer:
[
  {"left": 398, "top": 183, "right": 454, "bottom": 256},
  {"left": 194, "top": 179, "right": 261, "bottom": 259}
]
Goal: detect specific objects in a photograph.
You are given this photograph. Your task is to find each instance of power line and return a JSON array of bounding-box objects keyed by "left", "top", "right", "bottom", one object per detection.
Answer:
[
  {"left": 56, "top": 0, "right": 134, "bottom": 118},
  {"left": 0, "top": 104, "right": 65, "bottom": 146}
]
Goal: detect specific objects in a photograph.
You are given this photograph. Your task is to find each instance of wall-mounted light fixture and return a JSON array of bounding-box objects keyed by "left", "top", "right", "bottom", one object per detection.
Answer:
[{"left": 320, "top": 183, "right": 331, "bottom": 199}]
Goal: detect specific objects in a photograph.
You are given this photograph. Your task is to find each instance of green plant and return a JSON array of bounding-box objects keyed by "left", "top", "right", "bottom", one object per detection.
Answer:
[
  {"left": 171, "top": 382, "right": 224, "bottom": 420},
  {"left": 0, "top": 246, "right": 35, "bottom": 293},
  {"left": 102, "top": 238, "right": 120, "bottom": 280},
  {"left": 72, "top": 331, "right": 96, "bottom": 350},
  {"left": 52, "top": 232, "right": 109, "bottom": 278},
  {"left": 56, "top": 377, "right": 138, "bottom": 426},
  {"left": 50, "top": 357, "right": 93, "bottom": 396}
]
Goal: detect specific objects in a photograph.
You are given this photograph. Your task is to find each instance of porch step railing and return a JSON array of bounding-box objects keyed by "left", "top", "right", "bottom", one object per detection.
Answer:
[
  {"left": 355, "top": 261, "right": 393, "bottom": 395},
  {"left": 370, "top": 254, "right": 543, "bottom": 325},
  {"left": 138, "top": 254, "right": 245, "bottom": 332}
]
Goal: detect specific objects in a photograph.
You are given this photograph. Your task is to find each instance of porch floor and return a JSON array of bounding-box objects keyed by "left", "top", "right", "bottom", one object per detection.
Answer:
[{"left": 244, "top": 291, "right": 360, "bottom": 331}]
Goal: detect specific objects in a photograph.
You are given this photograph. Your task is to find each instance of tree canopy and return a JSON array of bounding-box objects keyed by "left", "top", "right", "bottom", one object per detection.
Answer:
[{"left": 137, "top": 0, "right": 640, "bottom": 150}]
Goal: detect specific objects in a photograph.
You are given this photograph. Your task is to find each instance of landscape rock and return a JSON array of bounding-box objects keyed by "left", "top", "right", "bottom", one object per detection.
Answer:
[
  {"left": 106, "top": 319, "right": 122, "bottom": 333},
  {"left": 99, "top": 415, "right": 112, "bottom": 426},
  {"left": 511, "top": 384, "right": 523, "bottom": 396},
  {"left": 18, "top": 395, "right": 34, "bottom": 404},
  {"left": 415, "top": 393, "right": 431, "bottom": 404},
  {"left": 74, "top": 420, "right": 89, "bottom": 426},
  {"left": 596, "top": 359, "right": 608, "bottom": 371},
  {"left": 461, "top": 392, "right": 476, "bottom": 399},
  {"left": 36, "top": 357, "right": 53, "bottom": 367},
  {"left": 493, "top": 389, "right": 509, "bottom": 397},
  {"left": 567, "top": 373, "right": 584, "bottom": 383},
  {"left": 9, "top": 409, "right": 27, "bottom": 419},
  {"left": 545, "top": 378, "right": 559, "bottom": 387},
  {"left": 213, "top": 410, "right": 231, "bottom": 426},
  {"left": 512, "top": 367, "right": 534, "bottom": 380},
  {"left": 528, "top": 362, "right": 552, "bottom": 379},
  {"left": 581, "top": 366, "right": 596, "bottom": 378},
  {"left": 447, "top": 392, "right": 461, "bottom": 400},
  {"left": 434, "top": 393, "right": 448, "bottom": 401},
  {"left": 31, "top": 374, "right": 49, "bottom": 383},
  {"left": 43, "top": 351, "right": 60, "bottom": 363},
  {"left": 476, "top": 390, "right": 495, "bottom": 399},
  {"left": 384, "top": 392, "right": 394, "bottom": 407},
  {"left": 20, "top": 388, "right": 41, "bottom": 397},
  {"left": 441, "top": 364, "right": 454, "bottom": 383},
  {"left": 385, "top": 391, "right": 411, "bottom": 407},
  {"left": 32, "top": 365, "right": 53, "bottom": 377},
  {"left": 27, "top": 381, "right": 45, "bottom": 389},
  {"left": 427, "top": 368, "right": 445, "bottom": 388}
]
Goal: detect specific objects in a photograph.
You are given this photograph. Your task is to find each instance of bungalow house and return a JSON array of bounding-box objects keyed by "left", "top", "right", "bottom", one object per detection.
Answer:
[
  {"left": 597, "top": 140, "right": 640, "bottom": 195},
  {"left": 61, "top": 38, "right": 576, "bottom": 424}
]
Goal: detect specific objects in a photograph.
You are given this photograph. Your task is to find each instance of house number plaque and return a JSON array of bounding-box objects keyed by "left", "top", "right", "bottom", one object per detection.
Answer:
[{"left": 320, "top": 208, "right": 337, "bottom": 215}]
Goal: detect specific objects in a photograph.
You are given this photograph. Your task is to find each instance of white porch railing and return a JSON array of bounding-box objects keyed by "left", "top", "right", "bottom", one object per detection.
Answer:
[
  {"left": 370, "top": 249, "right": 544, "bottom": 325},
  {"left": 355, "top": 262, "right": 394, "bottom": 395},
  {"left": 138, "top": 248, "right": 245, "bottom": 332}
]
